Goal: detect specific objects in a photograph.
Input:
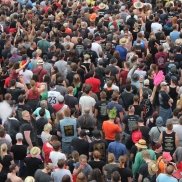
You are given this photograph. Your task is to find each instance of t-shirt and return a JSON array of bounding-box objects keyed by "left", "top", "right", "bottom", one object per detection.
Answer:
[
  {"left": 0, "top": 155, "right": 13, "bottom": 172},
  {"left": 122, "top": 115, "right": 140, "bottom": 134},
  {"left": 67, "top": 159, "right": 76, "bottom": 174},
  {"left": 107, "top": 102, "right": 123, "bottom": 118},
  {"left": 159, "top": 90, "right": 170, "bottom": 109},
  {"left": 112, "top": 167, "right": 132, "bottom": 182},
  {"left": 133, "top": 105, "right": 143, "bottom": 117},
  {"left": 139, "top": 126, "right": 150, "bottom": 143},
  {"left": 33, "top": 108, "right": 51, "bottom": 119},
  {"left": 64, "top": 94, "right": 78, "bottom": 109},
  {"left": 48, "top": 91, "right": 61, "bottom": 106},
  {"left": 6, "top": 88, "right": 25, "bottom": 103},
  {"left": 134, "top": 45, "right": 145, "bottom": 58},
  {"left": 88, "top": 160, "right": 105, "bottom": 174},
  {"left": 36, "top": 118, "right": 48, "bottom": 135},
  {"left": 51, "top": 169, "right": 72, "bottom": 182},
  {"left": 37, "top": 39, "right": 50, "bottom": 54},
  {"left": 34, "top": 169, "right": 53, "bottom": 182},
  {"left": 120, "top": 70, "right": 129, "bottom": 86},
  {"left": 10, "top": 144, "right": 27, "bottom": 160},
  {"left": 121, "top": 92, "right": 134, "bottom": 111},
  {"left": 49, "top": 151, "right": 66, "bottom": 166},
  {"left": 33, "top": 68, "right": 48, "bottom": 82},
  {"left": 156, "top": 173, "right": 178, "bottom": 182},
  {"left": 85, "top": 77, "right": 100, "bottom": 93}
]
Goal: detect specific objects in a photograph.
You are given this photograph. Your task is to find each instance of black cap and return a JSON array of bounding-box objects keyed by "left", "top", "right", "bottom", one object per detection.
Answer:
[
  {"left": 92, "top": 130, "right": 101, "bottom": 139},
  {"left": 49, "top": 82, "right": 56, "bottom": 88},
  {"left": 80, "top": 130, "right": 87, "bottom": 137}
]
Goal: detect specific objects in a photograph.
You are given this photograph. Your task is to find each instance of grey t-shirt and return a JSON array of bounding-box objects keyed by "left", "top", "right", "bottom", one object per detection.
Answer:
[
  {"left": 34, "top": 169, "right": 53, "bottom": 182},
  {"left": 54, "top": 61, "right": 67, "bottom": 79},
  {"left": 173, "top": 125, "right": 182, "bottom": 146},
  {"left": 174, "top": 147, "right": 182, "bottom": 163},
  {"left": 51, "top": 169, "right": 72, "bottom": 182},
  {"left": 55, "top": 85, "right": 67, "bottom": 96},
  {"left": 149, "top": 126, "right": 167, "bottom": 143},
  {"left": 75, "top": 162, "right": 92, "bottom": 180},
  {"left": 43, "top": 62, "right": 52, "bottom": 76},
  {"left": 166, "top": 118, "right": 179, "bottom": 125}
]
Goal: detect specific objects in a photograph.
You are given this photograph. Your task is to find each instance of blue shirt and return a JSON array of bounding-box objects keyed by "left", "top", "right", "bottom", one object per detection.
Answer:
[
  {"left": 133, "top": 40, "right": 145, "bottom": 48},
  {"left": 108, "top": 141, "right": 127, "bottom": 162},
  {"left": 115, "top": 45, "right": 127, "bottom": 60},
  {"left": 156, "top": 173, "right": 178, "bottom": 182},
  {"left": 33, "top": 107, "right": 51, "bottom": 119},
  {"left": 170, "top": 31, "right": 180, "bottom": 43}
]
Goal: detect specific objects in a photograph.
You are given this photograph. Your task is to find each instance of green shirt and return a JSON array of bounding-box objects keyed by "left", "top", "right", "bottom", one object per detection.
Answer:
[
  {"left": 37, "top": 39, "right": 50, "bottom": 54},
  {"left": 132, "top": 149, "right": 156, "bottom": 177}
]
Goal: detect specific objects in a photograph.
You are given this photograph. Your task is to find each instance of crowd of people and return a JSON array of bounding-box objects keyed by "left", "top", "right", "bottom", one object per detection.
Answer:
[{"left": 1, "top": 0, "right": 182, "bottom": 181}]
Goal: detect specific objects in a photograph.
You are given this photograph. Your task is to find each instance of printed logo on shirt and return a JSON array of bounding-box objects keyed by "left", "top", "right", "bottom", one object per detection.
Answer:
[{"left": 64, "top": 125, "right": 74, "bottom": 136}]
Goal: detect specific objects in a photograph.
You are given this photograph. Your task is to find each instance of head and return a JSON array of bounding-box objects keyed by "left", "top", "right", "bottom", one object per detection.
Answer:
[
  {"left": 166, "top": 165, "right": 175, "bottom": 175},
  {"left": 112, "top": 171, "right": 121, "bottom": 182},
  {"left": 93, "top": 150, "right": 101, "bottom": 159},
  {"left": 62, "top": 175, "right": 71, "bottom": 182},
  {"left": 166, "top": 121, "right": 173, "bottom": 130},
  {"left": 162, "top": 152, "right": 172, "bottom": 164},
  {"left": 44, "top": 123, "right": 52, "bottom": 133},
  {"left": 22, "top": 110, "right": 30, "bottom": 121},
  {"left": 89, "top": 168, "right": 103, "bottom": 182},
  {"left": 142, "top": 150, "right": 151, "bottom": 161},
  {"left": 79, "top": 155, "right": 87, "bottom": 166},
  {"left": 57, "top": 159, "right": 65, "bottom": 169},
  {"left": 9, "top": 164, "right": 19, "bottom": 173},
  {"left": 53, "top": 141, "right": 61, "bottom": 152},
  {"left": 76, "top": 172, "right": 86, "bottom": 182},
  {"left": 128, "top": 105, "right": 135, "bottom": 114},
  {"left": 115, "top": 133, "right": 121, "bottom": 142},
  {"left": 118, "top": 156, "right": 125, "bottom": 168},
  {"left": 152, "top": 143, "right": 162, "bottom": 153}
]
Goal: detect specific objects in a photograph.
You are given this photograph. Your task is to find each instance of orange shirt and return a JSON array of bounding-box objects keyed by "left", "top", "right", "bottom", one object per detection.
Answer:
[
  {"left": 102, "top": 121, "right": 122, "bottom": 140},
  {"left": 157, "top": 156, "right": 165, "bottom": 176}
]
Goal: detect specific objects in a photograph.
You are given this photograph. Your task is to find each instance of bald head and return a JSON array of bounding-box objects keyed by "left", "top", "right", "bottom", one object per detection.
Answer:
[
  {"left": 65, "top": 36, "right": 70, "bottom": 41},
  {"left": 84, "top": 107, "right": 90, "bottom": 114}
]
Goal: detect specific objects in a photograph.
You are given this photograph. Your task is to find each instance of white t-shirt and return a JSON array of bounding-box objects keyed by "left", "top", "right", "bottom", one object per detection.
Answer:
[
  {"left": 103, "top": 84, "right": 119, "bottom": 91},
  {"left": 91, "top": 42, "right": 102, "bottom": 57},
  {"left": 134, "top": 69, "right": 146, "bottom": 78},
  {"left": 79, "top": 95, "right": 96, "bottom": 116},
  {"left": 19, "top": 70, "right": 33, "bottom": 84},
  {"left": 151, "top": 22, "right": 162, "bottom": 33},
  {"left": 48, "top": 91, "right": 61, "bottom": 106},
  {"left": 49, "top": 151, "right": 66, "bottom": 166}
]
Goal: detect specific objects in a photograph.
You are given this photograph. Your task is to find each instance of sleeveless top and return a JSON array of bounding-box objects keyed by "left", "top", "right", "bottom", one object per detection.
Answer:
[
  {"left": 27, "top": 88, "right": 39, "bottom": 100},
  {"left": 148, "top": 119, "right": 154, "bottom": 129},
  {"left": 168, "top": 86, "right": 178, "bottom": 105},
  {"left": 162, "top": 131, "right": 176, "bottom": 156}
]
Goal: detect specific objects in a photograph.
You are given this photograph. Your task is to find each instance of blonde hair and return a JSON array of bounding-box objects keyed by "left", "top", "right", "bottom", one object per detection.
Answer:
[
  {"left": 76, "top": 172, "right": 86, "bottom": 182},
  {"left": 36, "top": 49, "right": 42, "bottom": 56},
  {"left": 73, "top": 74, "right": 81, "bottom": 87},
  {"left": 93, "top": 150, "right": 101, "bottom": 159},
  {"left": 22, "top": 110, "right": 29, "bottom": 118},
  {"left": 0, "top": 143, "right": 7, "bottom": 160},
  {"left": 55, "top": 111, "right": 64, "bottom": 126},
  {"left": 44, "top": 123, "right": 52, "bottom": 132},
  {"left": 108, "top": 153, "right": 115, "bottom": 163},
  {"left": 24, "top": 176, "right": 35, "bottom": 182},
  {"left": 118, "top": 156, "right": 125, "bottom": 168}
]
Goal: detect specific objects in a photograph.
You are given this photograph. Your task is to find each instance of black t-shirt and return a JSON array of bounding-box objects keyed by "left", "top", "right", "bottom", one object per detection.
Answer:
[
  {"left": 36, "top": 118, "right": 48, "bottom": 135},
  {"left": 66, "top": 72, "right": 77, "bottom": 86},
  {"left": 120, "top": 84, "right": 138, "bottom": 95},
  {"left": 6, "top": 88, "right": 25, "bottom": 103},
  {"left": 89, "top": 139, "right": 108, "bottom": 162},
  {"left": 10, "top": 21, "right": 17, "bottom": 28},
  {"left": 122, "top": 115, "right": 140, "bottom": 134},
  {"left": 67, "top": 159, "right": 76, "bottom": 174},
  {"left": 17, "top": 104, "right": 32, "bottom": 113},
  {"left": 121, "top": 92, "right": 134, "bottom": 111},
  {"left": 24, "top": 157, "right": 43, "bottom": 176},
  {"left": 0, "top": 155, "right": 13, "bottom": 172},
  {"left": 10, "top": 144, "right": 27, "bottom": 160},
  {"left": 27, "top": 48, "right": 35, "bottom": 59},
  {"left": 71, "top": 138, "right": 89, "bottom": 156},
  {"left": 64, "top": 94, "right": 78, "bottom": 109},
  {"left": 134, "top": 45, "right": 145, "bottom": 58},
  {"left": 133, "top": 105, "right": 143, "bottom": 117},
  {"left": 175, "top": 54, "right": 182, "bottom": 64},
  {"left": 139, "top": 126, "right": 150, "bottom": 143},
  {"left": 159, "top": 90, "right": 170, "bottom": 109},
  {"left": 130, "top": 145, "right": 137, "bottom": 162},
  {"left": 88, "top": 160, "right": 105, "bottom": 174},
  {"left": 140, "top": 99, "right": 153, "bottom": 119},
  {"left": 79, "top": 28, "right": 90, "bottom": 39},
  {"left": 107, "top": 65, "right": 119, "bottom": 77},
  {"left": 112, "top": 167, "right": 132, "bottom": 182}
]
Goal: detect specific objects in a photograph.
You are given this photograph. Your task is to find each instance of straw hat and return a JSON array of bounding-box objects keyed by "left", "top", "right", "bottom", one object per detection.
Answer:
[
  {"left": 134, "top": 0, "right": 144, "bottom": 9},
  {"left": 99, "top": 3, "right": 106, "bottom": 9},
  {"left": 30, "top": 147, "right": 41, "bottom": 158},
  {"left": 135, "top": 139, "right": 147, "bottom": 149},
  {"left": 148, "top": 160, "right": 159, "bottom": 175},
  {"left": 119, "top": 38, "right": 127, "bottom": 45}
]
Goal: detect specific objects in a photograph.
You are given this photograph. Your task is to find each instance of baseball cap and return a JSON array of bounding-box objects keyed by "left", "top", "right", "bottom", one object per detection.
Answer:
[
  {"left": 16, "top": 133, "right": 23, "bottom": 140},
  {"left": 9, "top": 28, "right": 16, "bottom": 33},
  {"left": 49, "top": 82, "right": 55, "bottom": 88},
  {"left": 58, "top": 95, "right": 64, "bottom": 102},
  {"left": 80, "top": 130, "right": 87, "bottom": 137},
  {"left": 162, "top": 152, "right": 172, "bottom": 161},
  {"left": 156, "top": 116, "right": 163, "bottom": 126},
  {"left": 160, "top": 82, "right": 168, "bottom": 87},
  {"left": 144, "top": 79, "right": 149, "bottom": 86},
  {"left": 92, "top": 130, "right": 101, "bottom": 139},
  {"left": 132, "top": 130, "right": 142, "bottom": 143}
]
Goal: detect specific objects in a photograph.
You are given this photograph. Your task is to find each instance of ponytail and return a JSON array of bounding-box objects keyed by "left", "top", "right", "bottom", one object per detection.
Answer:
[
  {"left": 30, "top": 80, "right": 37, "bottom": 95},
  {"left": 0, "top": 143, "right": 7, "bottom": 160}
]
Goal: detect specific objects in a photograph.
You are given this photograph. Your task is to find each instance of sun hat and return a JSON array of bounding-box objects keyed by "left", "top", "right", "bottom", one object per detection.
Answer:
[
  {"left": 37, "top": 60, "right": 44, "bottom": 65},
  {"left": 162, "top": 152, "right": 172, "bottom": 161},
  {"left": 30, "top": 147, "right": 41, "bottom": 157},
  {"left": 98, "top": 3, "right": 106, "bottom": 9},
  {"left": 135, "top": 139, "right": 147, "bottom": 149},
  {"left": 119, "top": 38, "right": 127, "bottom": 45},
  {"left": 90, "top": 13, "right": 97, "bottom": 22},
  {"left": 156, "top": 116, "right": 163, "bottom": 127},
  {"left": 134, "top": 0, "right": 144, "bottom": 8},
  {"left": 148, "top": 160, "right": 159, "bottom": 175}
]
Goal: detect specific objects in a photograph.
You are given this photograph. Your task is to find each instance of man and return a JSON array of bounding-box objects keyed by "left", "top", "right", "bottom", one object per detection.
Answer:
[
  {"left": 173, "top": 116, "right": 182, "bottom": 146},
  {"left": 48, "top": 82, "right": 61, "bottom": 106},
  {"left": 107, "top": 58, "right": 119, "bottom": 81},
  {"left": 17, "top": 95, "right": 32, "bottom": 115},
  {"left": 42, "top": 135, "right": 58, "bottom": 165},
  {"left": 33, "top": 59, "right": 48, "bottom": 82},
  {"left": 166, "top": 109, "right": 179, "bottom": 125},
  {"left": 127, "top": 12, "right": 137, "bottom": 31},
  {"left": 0, "top": 127, "right": 11, "bottom": 151},
  {"left": 19, "top": 110, "right": 36, "bottom": 147},
  {"left": 89, "top": 130, "right": 108, "bottom": 162},
  {"left": 57, "top": 108, "right": 81, "bottom": 154},
  {"left": 42, "top": 55, "right": 52, "bottom": 76},
  {"left": 138, "top": 151, "right": 158, "bottom": 182},
  {"left": 170, "top": 24, "right": 180, "bottom": 43},
  {"left": 79, "top": 84, "right": 96, "bottom": 116},
  {"left": 54, "top": 53, "right": 67, "bottom": 80},
  {"left": 37, "top": 32, "right": 50, "bottom": 54},
  {"left": 159, "top": 81, "right": 173, "bottom": 125},
  {"left": 27, "top": 42, "right": 37, "bottom": 59},
  {"left": 34, "top": 163, "right": 54, "bottom": 182},
  {"left": 77, "top": 107, "right": 96, "bottom": 136},
  {"left": 51, "top": 159, "right": 72, "bottom": 182},
  {"left": 120, "top": 61, "right": 130, "bottom": 86},
  {"left": 85, "top": 70, "right": 101, "bottom": 94},
  {"left": 71, "top": 130, "right": 91, "bottom": 156},
  {"left": 7, "top": 164, "right": 23, "bottom": 182},
  {"left": 73, "top": 155, "right": 92, "bottom": 180},
  {"left": 62, "top": 36, "right": 74, "bottom": 50},
  {"left": 53, "top": 95, "right": 68, "bottom": 113},
  {"left": 132, "top": 139, "right": 156, "bottom": 180},
  {"left": 108, "top": 133, "right": 127, "bottom": 162},
  {"left": 151, "top": 16, "right": 162, "bottom": 33},
  {"left": 55, "top": 77, "right": 68, "bottom": 96},
  {"left": 66, "top": 63, "right": 78, "bottom": 85}
]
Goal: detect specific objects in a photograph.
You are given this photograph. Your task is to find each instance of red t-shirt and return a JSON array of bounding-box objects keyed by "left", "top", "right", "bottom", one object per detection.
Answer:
[
  {"left": 120, "top": 70, "right": 129, "bottom": 86},
  {"left": 42, "top": 142, "right": 53, "bottom": 164},
  {"left": 53, "top": 103, "right": 68, "bottom": 113},
  {"left": 155, "top": 52, "right": 167, "bottom": 69},
  {"left": 85, "top": 77, "right": 101, "bottom": 93},
  {"left": 33, "top": 68, "right": 48, "bottom": 82},
  {"left": 4, "top": 77, "right": 10, "bottom": 88}
]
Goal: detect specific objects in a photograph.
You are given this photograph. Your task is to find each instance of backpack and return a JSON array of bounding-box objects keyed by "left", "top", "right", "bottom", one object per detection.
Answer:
[{"left": 16, "top": 108, "right": 23, "bottom": 121}]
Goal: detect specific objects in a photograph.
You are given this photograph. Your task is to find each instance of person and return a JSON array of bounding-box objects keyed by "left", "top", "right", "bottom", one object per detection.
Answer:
[
  {"left": 89, "top": 168, "right": 104, "bottom": 182},
  {"left": 0, "top": 127, "right": 12, "bottom": 151},
  {"left": 156, "top": 165, "right": 178, "bottom": 182},
  {"left": 152, "top": 143, "right": 163, "bottom": 159},
  {"left": 67, "top": 150, "right": 79, "bottom": 174},
  {"left": 41, "top": 123, "right": 52, "bottom": 143},
  {"left": 34, "top": 163, "right": 54, "bottom": 182},
  {"left": 138, "top": 150, "right": 158, "bottom": 182},
  {"left": 73, "top": 155, "right": 92, "bottom": 180},
  {"left": 108, "top": 133, "right": 128, "bottom": 163},
  {"left": 7, "top": 164, "right": 23, "bottom": 182},
  {"left": 57, "top": 108, "right": 81, "bottom": 154},
  {"left": 37, "top": 32, "right": 50, "bottom": 55},
  {"left": 49, "top": 141, "right": 66, "bottom": 167},
  {"left": 51, "top": 159, "right": 72, "bottom": 182},
  {"left": 111, "top": 171, "right": 121, "bottom": 182},
  {"left": 173, "top": 116, "right": 182, "bottom": 146},
  {"left": 166, "top": 108, "right": 179, "bottom": 125}
]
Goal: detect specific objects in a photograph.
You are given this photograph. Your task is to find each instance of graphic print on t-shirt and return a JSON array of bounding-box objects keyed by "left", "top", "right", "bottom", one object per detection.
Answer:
[
  {"left": 93, "top": 143, "right": 106, "bottom": 160},
  {"left": 64, "top": 125, "right": 74, "bottom": 136}
]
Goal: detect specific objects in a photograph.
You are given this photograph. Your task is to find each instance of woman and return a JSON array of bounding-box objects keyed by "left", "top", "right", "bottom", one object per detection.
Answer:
[
  {"left": 146, "top": 111, "right": 159, "bottom": 129},
  {"left": 89, "top": 168, "right": 104, "bottom": 182},
  {"left": 32, "top": 74, "right": 40, "bottom": 88},
  {"left": 162, "top": 36, "right": 171, "bottom": 53},
  {"left": 76, "top": 172, "right": 87, "bottom": 182},
  {"left": 51, "top": 66, "right": 59, "bottom": 83},
  {"left": 131, "top": 23, "right": 140, "bottom": 44},
  {"left": 104, "top": 153, "right": 118, "bottom": 181},
  {"left": 55, "top": 110, "right": 64, "bottom": 127},
  {"left": 112, "top": 156, "right": 132, "bottom": 182},
  {"left": 88, "top": 21, "right": 96, "bottom": 35},
  {"left": 67, "top": 150, "right": 79, "bottom": 174},
  {"left": 144, "top": 54, "right": 153, "bottom": 70},
  {"left": 42, "top": 74, "right": 51, "bottom": 91},
  {"left": 167, "top": 76, "right": 180, "bottom": 110},
  {"left": 24, "top": 176, "right": 35, "bottom": 182},
  {"left": 0, "top": 144, "right": 14, "bottom": 182},
  {"left": 150, "top": 64, "right": 158, "bottom": 74},
  {"left": 88, "top": 150, "right": 105, "bottom": 174},
  {"left": 26, "top": 80, "right": 43, "bottom": 111},
  {"left": 152, "top": 143, "right": 162, "bottom": 159},
  {"left": 41, "top": 123, "right": 52, "bottom": 143},
  {"left": 80, "top": 54, "right": 92, "bottom": 73},
  {"left": 113, "top": 51, "right": 123, "bottom": 68},
  {"left": 71, "top": 74, "right": 82, "bottom": 98},
  {"left": 164, "top": 20, "right": 173, "bottom": 36},
  {"left": 129, "top": 55, "right": 138, "bottom": 70}
]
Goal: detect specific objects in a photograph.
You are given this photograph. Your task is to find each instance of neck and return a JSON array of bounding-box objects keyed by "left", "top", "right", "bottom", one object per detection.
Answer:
[
  {"left": 11, "top": 171, "right": 17, "bottom": 175},
  {"left": 133, "top": 101, "right": 138, "bottom": 105},
  {"left": 16, "top": 141, "right": 23, "bottom": 145}
]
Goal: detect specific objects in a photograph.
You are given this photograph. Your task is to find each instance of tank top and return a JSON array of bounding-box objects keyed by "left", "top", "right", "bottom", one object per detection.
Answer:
[
  {"left": 27, "top": 89, "right": 39, "bottom": 100},
  {"left": 162, "top": 131, "right": 176, "bottom": 156},
  {"left": 168, "top": 86, "right": 177, "bottom": 105},
  {"left": 148, "top": 118, "right": 154, "bottom": 129}
]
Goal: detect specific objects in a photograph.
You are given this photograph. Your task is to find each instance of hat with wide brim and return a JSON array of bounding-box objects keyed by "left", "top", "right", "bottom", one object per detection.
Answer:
[
  {"left": 135, "top": 139, "right": 147, "bottom": 149},
  {"left": 133, "top": 1, "right": 144, "bottom": 9},
  {"left": 30, "top": 147, "right": 41, "bottom": 157},
  {"left": 119, "top": 38, "right": 127, "bottom": 45},
  {"left": 148, "top": 160, "right": 159, "bottom": 175},
  {"left": 99, "top": 3, "right": 106, "bottom": 9}
]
